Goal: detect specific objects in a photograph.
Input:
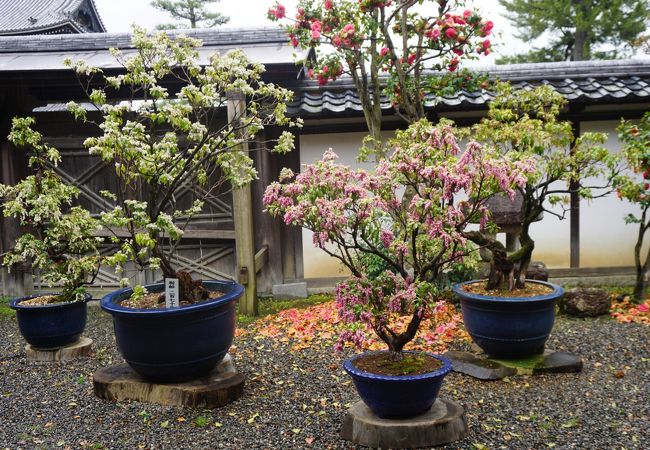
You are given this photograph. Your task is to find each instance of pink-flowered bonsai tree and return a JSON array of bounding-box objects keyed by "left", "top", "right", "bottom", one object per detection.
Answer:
[
  {"left": 268, "top": 0, "right": 493, "bottom": 157},
  {"left": 264, "top": 120, "right": 534, "bottom": 359}
]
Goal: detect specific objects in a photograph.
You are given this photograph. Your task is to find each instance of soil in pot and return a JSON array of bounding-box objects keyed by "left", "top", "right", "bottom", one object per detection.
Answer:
[
  {"left": 19, "top": 295, "right": 77, "bottom": 306},
  {"left": 120, "top": 290, "right": 224, "bottom": 309},
  {"left": 353, "top": 353, "right": 443, "bottom": 376},
  {"left": 462, "top": 281, "right": 553, "bottom": 298}
]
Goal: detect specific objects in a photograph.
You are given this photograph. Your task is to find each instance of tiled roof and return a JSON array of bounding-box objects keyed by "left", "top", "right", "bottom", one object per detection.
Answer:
[
  {"left": 0, "top": 0, "right": 105, "bottom": 35},
  {"left": 0, "top": 27, "right": 307, "bottom": 71},
  {"left": 288, "top": 59, "right": 650, "bottom": 115}
]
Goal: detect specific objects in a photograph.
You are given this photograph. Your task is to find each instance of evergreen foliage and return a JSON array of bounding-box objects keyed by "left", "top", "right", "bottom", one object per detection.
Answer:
[{"left": 497, "top": 0, "right": 648, "bottom": 62}]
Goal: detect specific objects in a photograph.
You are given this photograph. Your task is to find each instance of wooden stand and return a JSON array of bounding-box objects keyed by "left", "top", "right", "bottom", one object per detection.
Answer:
[
  {"left": 93, "top": 354, "right": 244, "bottom": 408},
  {"left": 341, "top": 398, "right": 468, "bottom": 449},
  {"left": 25, "top": 336, "right": 93, "bottom": 362}
]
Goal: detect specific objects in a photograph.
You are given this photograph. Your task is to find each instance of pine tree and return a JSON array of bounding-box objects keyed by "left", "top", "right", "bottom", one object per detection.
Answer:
[
  {"left": 151, "top": 0, "right": 229, "bottom": 29},
  {"left": 497, "top": 0, "right": 649, "bottom": 63}
]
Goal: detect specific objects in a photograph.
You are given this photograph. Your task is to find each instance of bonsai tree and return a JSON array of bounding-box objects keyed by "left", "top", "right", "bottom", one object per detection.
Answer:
[
  {"left": 268, "top": 0, "right": 493, "bottom": 157},
  {"left": 466, "top": 83, "right": 620, "bottom": 290},
  {"left": 265, "top": 119, "right": 534, "bottom": 359},
  {"left": 65, "top": 26, "right": 299, "bottom": 303},
  {"left": 0, "top": 117, "right": 102, "bottom": 302},
  {"left": 615, "top": 112, "right": 650, "bottom": 302}
]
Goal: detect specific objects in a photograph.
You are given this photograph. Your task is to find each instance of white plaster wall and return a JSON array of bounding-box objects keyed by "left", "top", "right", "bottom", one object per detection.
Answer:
[
  {"left": 299, "top": 121, "right": 643, "bottom": 278},
  {"left": 579, "top": 120, "right": 641, "bottom": 267},
  {"left": 299, "top": 132, "right": 391, "bottom": 278}
]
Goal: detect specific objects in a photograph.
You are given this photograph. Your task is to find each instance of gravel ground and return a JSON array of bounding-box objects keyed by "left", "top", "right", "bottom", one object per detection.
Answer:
[{"left": 0, "top": 304, "right": 648, "bottom": 450}]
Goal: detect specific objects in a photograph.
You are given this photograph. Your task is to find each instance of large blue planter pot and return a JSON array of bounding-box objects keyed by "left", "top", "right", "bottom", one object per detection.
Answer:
[
  {"left": 453, "top": 280, "right": 564, "bottom": 358},
  {"left": 101, "top": 280, "right": 243, "bottom": 383},
  {"left": 10, "top": 293, "right": 90, "bottom": 350},
  {"left": 343, "top": 351, "right": 452, "bottom": 419}
]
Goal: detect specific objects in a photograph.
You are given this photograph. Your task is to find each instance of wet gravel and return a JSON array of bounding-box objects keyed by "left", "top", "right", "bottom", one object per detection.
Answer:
[{"left": 0, "top": 304, "right": 648, "bottom": 449}]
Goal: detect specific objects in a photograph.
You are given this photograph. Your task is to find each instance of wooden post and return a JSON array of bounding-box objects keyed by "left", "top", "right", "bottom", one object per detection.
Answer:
[
  {"left": 0, "top": 141, "right": 29, "bottom": 297},
  {"left": 570, "top": 121, "right": 581, "bottom": 268},
  {"left": 227, "top": 90, "right": 258, "bottom": 316}
]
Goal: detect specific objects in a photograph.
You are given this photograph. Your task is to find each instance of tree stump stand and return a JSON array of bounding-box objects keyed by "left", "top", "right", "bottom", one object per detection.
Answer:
[
  {"left": 341, "top": 398, "right": 468, "bottom": 448},
  {"left": 25, "top": 336, "right": 93, "bottom": 362},
  {"left": 93, "top": 354, "right": 244, "bottom": 408}
]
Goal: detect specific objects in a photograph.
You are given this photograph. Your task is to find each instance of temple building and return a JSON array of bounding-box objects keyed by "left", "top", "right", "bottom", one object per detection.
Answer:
[{"left": 0, "top": 0, "right": 105, "bottom": 36}]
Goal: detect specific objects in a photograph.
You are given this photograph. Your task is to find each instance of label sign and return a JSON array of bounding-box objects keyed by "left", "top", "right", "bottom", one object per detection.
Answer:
[{"left": 165, "top": 278, "right": 179, "bottom": 308}]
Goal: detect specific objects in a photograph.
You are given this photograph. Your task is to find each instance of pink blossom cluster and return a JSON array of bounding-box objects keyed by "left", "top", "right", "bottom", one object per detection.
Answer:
[{"left": 264, "top": 120, "right": 536, "bottom": 351}]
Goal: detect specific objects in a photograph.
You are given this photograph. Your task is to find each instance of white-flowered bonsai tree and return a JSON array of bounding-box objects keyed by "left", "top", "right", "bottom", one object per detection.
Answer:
[
  {"left": 615, "top": 112, "right": 650, "bottom": 302},
  {"left": 0, "top": 117, "right": 103, "bottom": 302},
  {"left": 268, "top": 0, "right": 493, "bottom": 157},
  {"left": 265, "top": 120, "right": 534, "bottom": 358},
  {"left": 66, "top": 26, "right": 299, "bottom": 303},
  {"left": 465, "top": 83, "right": 621, "bottom": 290}
]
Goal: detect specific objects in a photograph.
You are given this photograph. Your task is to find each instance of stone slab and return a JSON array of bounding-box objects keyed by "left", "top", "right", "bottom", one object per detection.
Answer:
[
  {"left": 26, "top": 336, "right": 93, "bottom": 362},
  {"left": 272, "top": 282, "right": 308, "bottom": 299},
  {"left": 446, "top": 350, "right": 583, "bottom": 379},
  {"left": 444, "top": 350, "right": 517, "bottom": 380},
  {"left": 341, "top": 398, "right": 468, "bottom": 449},
  {"left": 93, "top": 354, "right": 244, "bottom": 408},
  {"left": 532, "top": 351, "right": 583, "bottom": 374}
]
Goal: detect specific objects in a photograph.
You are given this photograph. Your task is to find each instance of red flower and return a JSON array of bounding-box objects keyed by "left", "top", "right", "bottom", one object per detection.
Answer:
[
  {"left": 426, "top": 27, "right": 441, "bottom": 40},
  {"left": 445, "top": 27, "right": 457, "bottom": 39},
  {"left": 380, "top": 46, "right": 390, "bottom": 57},
  {"left": 289, "top": 34, "right": 299, "bottom": 48},
  {"left": 311, "top": 20, "right": 322, "bottom": 40},
  {"left": 407, "top": 53, "right": 416, "bottom": 65},
  {"left": 266, "top": 4, "right": 286, "bottom": 20},
  {"left": 325, "top": 0, "right": 333, "bottom": 10},
  {"left": 482, "top": 20, "right": 494, "bottom": 35}
]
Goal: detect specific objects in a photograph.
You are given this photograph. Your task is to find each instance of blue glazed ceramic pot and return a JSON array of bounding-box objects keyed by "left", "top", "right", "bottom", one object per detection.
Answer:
[
  {"left": 453, "top": 280, "right": 563, "bottom": 358},
  {"left": 10, "top": 292, "right": 91, "bottom": 350},
  {"left": 101, "top": 280, "right": 243, "bottom": 383},
  {"left": 343, "top": 351, "right": 452, "bottom": 419}
]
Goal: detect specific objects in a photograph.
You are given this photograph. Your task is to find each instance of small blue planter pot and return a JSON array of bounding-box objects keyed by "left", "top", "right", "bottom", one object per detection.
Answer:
[
  {"left": 453, "top": 280, "right": 563, "bottom": 358},
  {"left": 343, "top": 351, "right": 452, "bottom": 419},
  {"left": 101, "top": 280, "right": 242, "bottom": 383},
  {"left": 10, "top": 293, "right": 90, "bottom": 350}
]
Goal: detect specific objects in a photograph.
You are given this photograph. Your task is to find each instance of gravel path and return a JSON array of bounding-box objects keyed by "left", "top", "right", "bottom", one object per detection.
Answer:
[{"left": 0, "top": 304, "right": 648, "bottom": 449}]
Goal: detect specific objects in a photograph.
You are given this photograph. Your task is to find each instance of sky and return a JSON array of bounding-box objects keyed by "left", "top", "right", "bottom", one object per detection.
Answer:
[{"left": 93, "top": 0, "right": 530, "bottom": 64}]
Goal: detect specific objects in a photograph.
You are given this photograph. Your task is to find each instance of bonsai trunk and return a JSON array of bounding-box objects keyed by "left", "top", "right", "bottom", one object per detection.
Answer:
[
  {"left": 375, "top": 312, "right": 423, "bottom": 361},
  {"left": 154, "top": 246, "right": 209, "bottom": 303},
  {"left": 633, "top": 218, "right": 650, "bottom": 302},
  {"left": 464, "top": 231, "right": 514, "bottom": 290}
]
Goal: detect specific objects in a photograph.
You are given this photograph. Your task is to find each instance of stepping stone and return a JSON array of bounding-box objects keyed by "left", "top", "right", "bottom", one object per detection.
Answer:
[
  {"left": 445, "top": 349, "right": 583, "bottom": 379},
  {"left": 341, "top": 398, "right": 468, "bottom": 449},
  {"left": 93, "top": 354, "right": 244, "bottom": 408},
  {"left": 26, "top": 336, "right": 93, "bottom": 362},
  {"left": 443, "top": 350, "right": 517, "bottom": 380},
  {"left": 533, "top": 351, "right": 583, "bottom": 374}
]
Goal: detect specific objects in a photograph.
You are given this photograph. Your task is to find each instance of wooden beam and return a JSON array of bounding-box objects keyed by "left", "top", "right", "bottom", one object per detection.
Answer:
[
  {"left": 227, "top": 90, "right": 258, "bottom": 316},
  {"left": 94, "top": 228, "right": 236, "bottom": 240},
  {"left": 254, "top": 246, "right": 269, "bottom": 274}
]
